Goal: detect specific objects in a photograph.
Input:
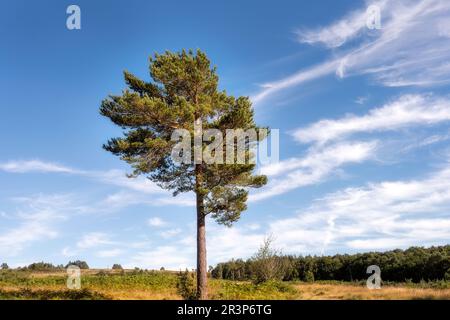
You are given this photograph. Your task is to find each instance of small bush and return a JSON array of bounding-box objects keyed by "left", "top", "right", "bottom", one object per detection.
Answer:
[
  {"left": 66, "top": 260, "right": 89, "bottom": 269},
  {"left": 177, "top": 269, "right": 197, "bottom": 300},
  {"left": 26, "top": 262, "right": 60, "bottom": 271},
  {"left": 304, "top": 270, "right": 315, "bottom": 282},
  {"left": 212, "top": 279, "right": 297, "bottom": 300},
  {"left": 251, "top": 236, "right": 286, "bottom": 284}
]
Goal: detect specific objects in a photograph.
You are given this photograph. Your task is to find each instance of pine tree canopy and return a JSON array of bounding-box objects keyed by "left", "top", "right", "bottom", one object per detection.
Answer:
[{"left": 100, "top": 49, "right": 268, "bottom": 226}]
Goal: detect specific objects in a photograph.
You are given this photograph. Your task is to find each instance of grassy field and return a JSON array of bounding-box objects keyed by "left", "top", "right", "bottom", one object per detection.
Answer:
[{"left": 0, "top": 269, "right": 449, "bottom": 300}]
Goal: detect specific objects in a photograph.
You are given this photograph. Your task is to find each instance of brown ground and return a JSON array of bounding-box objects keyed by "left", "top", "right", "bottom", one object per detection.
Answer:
[{"left": 291, "top": 283, "right": 450, "bottom": 300}]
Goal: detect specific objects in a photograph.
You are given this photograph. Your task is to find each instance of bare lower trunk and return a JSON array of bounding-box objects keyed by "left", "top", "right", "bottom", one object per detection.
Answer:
[
  {"left": 196, "top": 191, "right": 208, "bottom": 300},
  {"left": 195, "top": 162, "right": 208, "bottom": 300}
]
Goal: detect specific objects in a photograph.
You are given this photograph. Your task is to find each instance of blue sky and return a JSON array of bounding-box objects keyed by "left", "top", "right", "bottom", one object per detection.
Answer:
[{"left": 1, "top": 0, "right": 450, "bottom": 269}]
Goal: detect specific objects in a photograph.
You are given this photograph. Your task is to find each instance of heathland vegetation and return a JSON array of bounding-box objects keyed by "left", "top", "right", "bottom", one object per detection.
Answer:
[
  {"left": 0, "top": 267, "right": 449, "bottom": 300},
  {"left": 1, "top": 51, "right": 448, "bottom": 300},
  {"left": 212, "top": 245, "right": 450, "bottom": 283},
  {"left": 0, "top": 245, "right": 449, "bottom": 300}
]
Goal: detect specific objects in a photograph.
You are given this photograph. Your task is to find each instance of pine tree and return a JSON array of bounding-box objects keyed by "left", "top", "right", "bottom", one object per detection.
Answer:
[{"left": 100, "top": 49, "right": 267, "bottom": 299}]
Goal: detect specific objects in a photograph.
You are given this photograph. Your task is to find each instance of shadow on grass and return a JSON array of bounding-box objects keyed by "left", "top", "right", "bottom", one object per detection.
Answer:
[{"left": 0, "top": 288, "right": 111, "bottom": 300}]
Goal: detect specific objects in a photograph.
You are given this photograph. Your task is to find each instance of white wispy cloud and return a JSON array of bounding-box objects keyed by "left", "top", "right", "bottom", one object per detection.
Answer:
[
  {"left": 124, "top": 171, "right": 450, "bottom": 267},
  {"left": 355, "top": 95, "right": 369, "bottom": 105},
  {"left": 252, "top": 0, "right": 450, "bottom": 105},
  {"left": 339, "top": 0, "right": 450, "bottom": 86},
  {"left": 62, "top": 247, "right": 76, "bottom": 258},
  {"left": 0, "top": 160, "right": 164, "bottom": 195},
  {"left": 160, "top": 228, "right": 182, "bottom": 239},
  {"left": 251, "top": 141, "right": 377, "bottom": 201},
  {"left": 76, "top": 232, "right": 115, "bottom": 249},
  {"left": 0, "top": 159, "right": 195, "bottom": 259},
  {"left": 107, "top": 154, "right": 450, "bottom": 268},
  {"left": 252, "top": 92, "right": 450, "bottom": 201},
  {"left": 401, "top": 131, "right": 450, "bottom": 152},
  {"left": 147, "top": 217, "right": 166, "bottom": 227},
  {"left": 100, "top": 190, "right": 194, "bottom": 209},
  {"left": 92, "top": 169, "right": 164, "bottom": 195},
  {"left": 251, "top": 60, "right": 338, "bottom": 105},
  {"left": 206, "top": 224, "right": 265, "bottom": 263},
  {"left": 0, "top": 222, "right": 58, "bottom": 257},
  {"left": 293, "top": 94, "right": 450, "bottom": 145},
  {"left": 0, "top": 159, "right": 194, "bottom": 209},
  {"left": 126, "top": 222, "right": 265, "bottom": 269},
  {"left": 296, "top": 0, "right": 388, "bottom": 48},
  {"left": 259, "top": 141, "right": 378, "bottom": 177},
  {"left": 62, "top": 232, "right": 120, "bottom": 258},
  {"left": 0, "top": 194, "right": 78, "bottom": 256},
  {"left": 0, "top": 160, "right": 78, "bottom": 174},
  {"left": 269, "top": 163, "right": 450, "bottom": 254},
  {"left": 96, "top": 249, "right": 123, "bottom": 258},
  {"left": 128, "top": 246, "right": 193, "bottom": 270}
]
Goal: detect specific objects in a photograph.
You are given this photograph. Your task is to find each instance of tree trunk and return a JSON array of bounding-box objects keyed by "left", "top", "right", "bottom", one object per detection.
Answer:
[
  {"left": 196, "top": 191, "right": 208, "bottom": 299},
  {"left": 196, "top": 165, "right": 208, "bottom": 300}
]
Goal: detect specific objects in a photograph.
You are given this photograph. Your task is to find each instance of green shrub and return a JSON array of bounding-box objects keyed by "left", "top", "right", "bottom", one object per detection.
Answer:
[
  {"left": 213, "top": 279, "right": 297, "bottom": 300},
  {"left": 304, "top": 270, "right": 315, "bottom": 282},
  {"left": 177, "top": 269, "right": 197, "bottom": 300},
  {"left": 26, "top": 262, "right": 60, "bottom": 271},
  {"left": 251, "top": 236, "right": 285, "bottom": 284},
  {"left": 66, "top": 260, "right": 89, "bottom": 269}
]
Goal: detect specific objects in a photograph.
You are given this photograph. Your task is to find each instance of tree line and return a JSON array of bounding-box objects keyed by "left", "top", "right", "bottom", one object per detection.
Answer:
[
  {"left": 0, "top": 261, "right": 90, "bottom": 271},
  {"left": 211, "top": 245, "right": 450, "bottom": 283}
]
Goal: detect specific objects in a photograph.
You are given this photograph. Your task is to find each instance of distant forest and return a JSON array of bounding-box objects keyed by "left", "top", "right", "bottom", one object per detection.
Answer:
[{"left": 211, "top": 245, "right": 450, "bottom": 282}]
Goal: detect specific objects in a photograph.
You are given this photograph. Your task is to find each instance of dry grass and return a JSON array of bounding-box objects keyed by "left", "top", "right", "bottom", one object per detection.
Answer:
[
  {"left": 101, "top": 289, "right": 180, "bottom": 300},
  {"left": 292, "top": 283, "right": 450, "bottom": 300},
  {"left": 1, "top": 270, "right": 449, "bottom": 300}
]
